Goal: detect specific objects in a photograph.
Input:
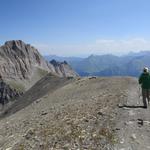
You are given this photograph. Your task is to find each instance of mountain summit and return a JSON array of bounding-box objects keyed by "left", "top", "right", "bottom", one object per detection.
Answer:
[{"left": 0, "top": 40, "right": 78, "bottom": 90}]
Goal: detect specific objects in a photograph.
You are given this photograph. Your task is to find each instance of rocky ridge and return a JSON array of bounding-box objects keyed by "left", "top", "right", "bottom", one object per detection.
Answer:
[
  {"left": 50, "top": 59, "right": 78, "bottom": 77},
  {"left": 0, "top": 77, "right": 133, "bottom": 149},
  {"left": 0, "top": 40, "right": 78, "bottom": 107},
  {"left": 0, "top": 74, "right": 149, "bottom": 149},
  {"left": 0, "top": 40, "right": 78, "bottom": 90},
  {"left": 0, "top": 40, "right": 49, "bottom": 80}
]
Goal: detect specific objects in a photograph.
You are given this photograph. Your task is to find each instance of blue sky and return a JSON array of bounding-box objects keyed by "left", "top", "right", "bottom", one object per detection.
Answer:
[{"left": 1, "top": 0, "right": 150, "bottom": 56}]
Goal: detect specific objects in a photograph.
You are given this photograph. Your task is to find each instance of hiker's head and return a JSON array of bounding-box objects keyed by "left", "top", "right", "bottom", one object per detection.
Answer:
[{"left": 143, "top": 67, "right": 149, "bottom": 73}]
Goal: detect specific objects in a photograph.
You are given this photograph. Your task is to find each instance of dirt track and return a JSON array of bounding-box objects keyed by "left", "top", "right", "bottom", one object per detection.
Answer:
[{"left": 114, "top": 78, "right": 150, "bottom": 150}]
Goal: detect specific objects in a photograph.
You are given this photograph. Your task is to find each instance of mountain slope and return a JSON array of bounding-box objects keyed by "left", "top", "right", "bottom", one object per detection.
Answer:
[
  {"left": 0, "top": 76, "right": 138, "bottom": 149},
  {"left": 75, "top": 54, "right": 120, "bottom": 74},
  {"left": 3, "top": 73, "right": 71, "bottom": 116},
  {"left": 0, "top": 40, "right": 78, "bottom": 90},
  {"left": 0, "top": 40, "right": 49, "bottom": 81}
]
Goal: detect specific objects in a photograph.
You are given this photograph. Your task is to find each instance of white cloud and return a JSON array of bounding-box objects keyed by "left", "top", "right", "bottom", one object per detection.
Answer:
[
  {"left": 92, "top": 38, "right": 150, "bottom": 55},
  {"left": 33, "top": 38, "right": 150, "bottom": 56}
]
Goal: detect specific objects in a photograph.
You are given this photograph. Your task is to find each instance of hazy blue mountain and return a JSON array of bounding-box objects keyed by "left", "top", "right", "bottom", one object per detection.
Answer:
[
  {"left": 44, "top": 55, "right": 83, "bottom": 63},
  {"left": 44, "top": 51, "right": 150, "bottom": 77},
  {"left": 126, "top": 51, "right": 150, "bottom": 57},
  {"left": 74, "top": 54, "right": 120, "bottom": 73}
]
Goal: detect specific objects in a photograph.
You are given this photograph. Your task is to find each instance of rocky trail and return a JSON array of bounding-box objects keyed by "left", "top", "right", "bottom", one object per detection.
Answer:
[{"left": 114, "top": 78, "right": 150, "bottom": 150}]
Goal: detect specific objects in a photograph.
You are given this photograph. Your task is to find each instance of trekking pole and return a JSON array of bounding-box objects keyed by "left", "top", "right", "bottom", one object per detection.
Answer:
[
  {"left": 139, "top": 86, "right": 142, "bottom": 99},
  {"left": 138, "top": 86, "right": 142, "bottom": 106}
]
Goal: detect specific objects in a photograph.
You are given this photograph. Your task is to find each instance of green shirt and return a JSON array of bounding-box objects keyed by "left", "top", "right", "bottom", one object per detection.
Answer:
[{"left": 139, "top": 72, "right": 150, "bottom": 89}]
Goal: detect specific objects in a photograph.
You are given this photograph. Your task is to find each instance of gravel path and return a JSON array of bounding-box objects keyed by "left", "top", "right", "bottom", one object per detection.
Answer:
[{"left": 114, "top": 78, "right": 150, "bottom": 150}]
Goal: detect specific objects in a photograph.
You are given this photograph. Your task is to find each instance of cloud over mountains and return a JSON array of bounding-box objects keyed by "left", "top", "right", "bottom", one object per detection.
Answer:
[{"left": 34, "top": 38, "right": 150, "bottom": 56}]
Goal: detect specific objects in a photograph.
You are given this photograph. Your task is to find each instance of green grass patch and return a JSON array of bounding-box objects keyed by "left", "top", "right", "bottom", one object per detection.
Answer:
[
  {"left": 37, "top": 68, "right": 49, "bottom": 78},
  {"left": 8, "top": 81, "right": 25, "bottom": 92}
]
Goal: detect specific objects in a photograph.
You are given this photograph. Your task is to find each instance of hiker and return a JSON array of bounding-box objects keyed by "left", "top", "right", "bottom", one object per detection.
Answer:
[{"left": 139, "top": 67, "right": 150, "bottom": 108}]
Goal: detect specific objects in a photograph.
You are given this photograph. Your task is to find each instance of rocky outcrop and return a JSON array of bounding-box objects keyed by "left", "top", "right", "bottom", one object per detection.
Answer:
[
  {"left": 50, "top": 59, "right": 79, "bottom": 77},
  {"left": 0, "top": 40, "right": 78, "bottom": 89},
  {"left": 0, "top": 40, "right": 78, "bottom": 107},
  {"left": 0, "top": 40, "right": 49, "bottom": 80},
  {"left": 0, "top": 79, "right": 22, "bottom": 105}
]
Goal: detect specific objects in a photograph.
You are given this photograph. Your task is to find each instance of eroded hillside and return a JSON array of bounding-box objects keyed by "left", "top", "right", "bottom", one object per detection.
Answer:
[{"left": 0, "top": 77, "right": 141, "bottom": 150}]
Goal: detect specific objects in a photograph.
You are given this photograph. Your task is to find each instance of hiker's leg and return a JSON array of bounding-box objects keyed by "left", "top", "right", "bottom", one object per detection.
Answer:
[
  {"left": 148, "top": 89, "right": 150, "bottom": 104},
  {"left": 142, "top": 89, "right": 147, "bottom": 108},
  {"left": 146, "top": 89, "right": 149, "bottom": 106}
]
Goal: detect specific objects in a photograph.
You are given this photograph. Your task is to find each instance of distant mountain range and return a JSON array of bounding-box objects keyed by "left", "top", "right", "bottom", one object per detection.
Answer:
[
  {"left": 44, "top": 51, "right": 150, "bottom": 77},
  {"left": 44, "top": 55, "right": 83, "bottom": 62}
]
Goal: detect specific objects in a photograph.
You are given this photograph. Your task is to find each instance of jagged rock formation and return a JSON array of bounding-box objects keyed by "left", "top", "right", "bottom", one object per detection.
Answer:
[
  {"left": 0, "top": 40, "right": 78, "bottom": 90},
  {"left": 0, "top": 40, "right": 78, "bottom": 105},
  {"left": 0, "top": 78, "right": 22, "bottom": 105},
  {"left": 0, "top": 40, "right": 49, "bottom": 80},
  {"left": 50, "top": 59, "right": 79, "bottom": 77}
]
